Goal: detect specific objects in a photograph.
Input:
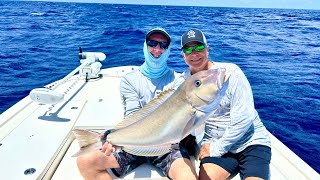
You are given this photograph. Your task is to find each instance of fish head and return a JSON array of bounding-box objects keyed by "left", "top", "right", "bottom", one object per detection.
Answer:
[{"left": 183, "top": 68, "right": 229, "bottom": 111}]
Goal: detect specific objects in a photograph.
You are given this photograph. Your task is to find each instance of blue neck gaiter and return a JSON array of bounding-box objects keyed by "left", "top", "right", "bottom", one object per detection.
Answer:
[{"left": 139, "top": 42, "right": 170, "bottom": 79}]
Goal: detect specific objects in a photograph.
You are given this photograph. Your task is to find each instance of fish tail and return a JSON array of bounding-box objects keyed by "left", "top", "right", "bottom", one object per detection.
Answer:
[{"left": 71, "top": 129, "right": 102, "bottom": 157}]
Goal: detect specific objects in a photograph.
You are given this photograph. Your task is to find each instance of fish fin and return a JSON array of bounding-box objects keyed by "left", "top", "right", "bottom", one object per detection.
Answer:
[
  {"left": 71, "top": 142, "right": 101, "bottom": 157},
  {"left": 122, "top": 144, "right": 172, "bottom": 157},
  {"left": 113, "top": 89, "right": 175, "bottom": 130},
  {"left": 181, "top": 115, "right": 197, "bottom": 139},
  {"left": 72, "top": 129, "right": 101, "bottom": 157}
]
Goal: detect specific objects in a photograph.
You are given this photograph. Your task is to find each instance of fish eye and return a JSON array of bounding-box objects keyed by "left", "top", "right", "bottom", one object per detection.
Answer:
[{"left": 194, "top": 80, "right": 202, "bottom": 87}]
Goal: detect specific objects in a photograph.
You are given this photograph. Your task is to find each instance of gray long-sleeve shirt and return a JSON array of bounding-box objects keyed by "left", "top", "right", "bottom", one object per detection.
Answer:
[
  {"left": 120, "top": 69, "right": 183, "bottom": 117},
  {"left": 181, "top": 62, "right": 271, "bottom": 157}
]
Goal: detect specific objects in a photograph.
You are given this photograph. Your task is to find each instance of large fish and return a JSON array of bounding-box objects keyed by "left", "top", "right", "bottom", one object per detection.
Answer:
[{"left": 73, "top": 68, "right": 229, "bottom": 157}]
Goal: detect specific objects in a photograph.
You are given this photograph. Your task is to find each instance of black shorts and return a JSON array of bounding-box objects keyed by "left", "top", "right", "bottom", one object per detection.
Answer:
[{"left": 200, "top": 145, "right": 271, "bottom": 179}]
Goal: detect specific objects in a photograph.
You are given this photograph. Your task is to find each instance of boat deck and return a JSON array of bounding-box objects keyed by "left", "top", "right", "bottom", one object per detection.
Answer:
[{"left": 0, "top": 66, "right": 319, "bottom": 179}]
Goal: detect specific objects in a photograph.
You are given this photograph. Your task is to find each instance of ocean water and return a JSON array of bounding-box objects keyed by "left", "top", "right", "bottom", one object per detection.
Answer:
[{"left": 0, "top": 1, "right": 319, "bottom": 173}]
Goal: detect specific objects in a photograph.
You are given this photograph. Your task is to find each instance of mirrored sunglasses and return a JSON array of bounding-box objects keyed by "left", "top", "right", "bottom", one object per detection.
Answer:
[{"left": 182, "top": 44, "right": 206, "bottom": 55}]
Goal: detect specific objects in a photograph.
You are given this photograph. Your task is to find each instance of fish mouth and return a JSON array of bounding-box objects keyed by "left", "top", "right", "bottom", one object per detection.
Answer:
[
  {"left": 195, "top": 92, "right": 215, "bottom": 103},
  {"left": 195, "top": 85, "right": 219, "bottom": 106}
]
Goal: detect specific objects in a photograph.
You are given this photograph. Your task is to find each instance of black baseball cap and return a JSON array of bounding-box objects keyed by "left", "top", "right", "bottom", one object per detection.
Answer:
[
  {"left": 146, "top": 27, "right": 171, "bottom": 47},
  {"left": 181, "top": 29, "right": 207, "bottom": 49}
]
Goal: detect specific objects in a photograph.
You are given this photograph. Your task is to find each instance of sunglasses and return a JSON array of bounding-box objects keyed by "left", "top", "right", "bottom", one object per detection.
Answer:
[
  {"left": 182, "top": 44, "right": 206, "bottom": 55},
  {"left": 146, "top": 40, "right": 169, "bottom": 49}
]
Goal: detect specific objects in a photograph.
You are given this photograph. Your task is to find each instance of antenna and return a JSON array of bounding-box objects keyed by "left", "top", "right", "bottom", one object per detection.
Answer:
[{"left": 79, "top": 47, "right": 82, "bottom": 59}]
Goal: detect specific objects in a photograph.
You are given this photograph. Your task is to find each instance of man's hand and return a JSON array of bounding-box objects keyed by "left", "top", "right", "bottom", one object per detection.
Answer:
[
  {"left": 199, "top": 143, "right": 210, "bottom": 160},
  {"left": 101, "top": 141, "right": 114, "bottom": 156},
  {"left": 100, "top": 132, "right": 114, "bottom": 156}
]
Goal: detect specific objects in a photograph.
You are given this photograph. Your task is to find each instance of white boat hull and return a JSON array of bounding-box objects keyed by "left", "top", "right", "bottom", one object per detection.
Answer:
[{"left": 0, "top": 66, "right": 319, "bottom": 180}]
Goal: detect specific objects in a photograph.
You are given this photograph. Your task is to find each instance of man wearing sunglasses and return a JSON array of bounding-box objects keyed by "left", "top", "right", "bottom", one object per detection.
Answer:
[
  {"left": 179, "top": 29, "right": 271, "bottom": 180},
  {"left": 77, "top": 28, "right": 197, "bottom": 180}
]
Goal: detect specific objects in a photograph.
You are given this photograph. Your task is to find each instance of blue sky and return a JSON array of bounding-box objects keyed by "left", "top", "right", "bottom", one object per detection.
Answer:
[{"left": 25, "top": 0, "right": 320, "bottom": 10}]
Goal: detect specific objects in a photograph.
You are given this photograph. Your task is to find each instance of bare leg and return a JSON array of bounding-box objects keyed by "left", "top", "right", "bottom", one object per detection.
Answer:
[
  {"left": 77, "top": 150, "right": 120, "bottom": 180},
  {"left": 168, "top": 157, "right": 198, "bottom": 180},
  {"left": 245, "top": 177, "right": 264, "bottom": 180},
  {"left": 199, "top": 163, "right": 230, "bottom": 180}
]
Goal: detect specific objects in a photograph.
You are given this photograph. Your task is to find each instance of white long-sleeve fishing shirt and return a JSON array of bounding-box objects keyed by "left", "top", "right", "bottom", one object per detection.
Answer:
[{"left": 181, "top": 62, "right": 271, "bottom": 157}]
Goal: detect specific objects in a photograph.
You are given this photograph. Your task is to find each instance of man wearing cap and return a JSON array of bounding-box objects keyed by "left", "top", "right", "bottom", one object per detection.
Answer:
[
  {"left": 179, "top": 29, "right": 271, "bottom": 180},
  {"left": 77, "top": 28, "right": 197, "bottom": 180}
]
